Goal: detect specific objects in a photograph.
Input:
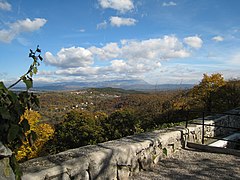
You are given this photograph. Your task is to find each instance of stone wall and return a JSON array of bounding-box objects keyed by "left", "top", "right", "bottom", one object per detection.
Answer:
[
  {"left": 20, "top": 108, "right": 240, "bottom": 180},
  {"left": 2, "top": 108, "right": 240, "bottom": 180},
  {"left": 0, "top": 142, "right": 15, "bottom": 180},
  {"left": 20, "top": 128, "right": 187, "bottom": 180}
]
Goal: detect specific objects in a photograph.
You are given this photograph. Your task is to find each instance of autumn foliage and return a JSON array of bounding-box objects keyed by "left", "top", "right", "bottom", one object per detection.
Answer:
[
  {"left": 16, "top": 110, "right": 54, "bottom": 162},
  {"left": 14, "top": 73, "right": 240, "bottom": 158}
]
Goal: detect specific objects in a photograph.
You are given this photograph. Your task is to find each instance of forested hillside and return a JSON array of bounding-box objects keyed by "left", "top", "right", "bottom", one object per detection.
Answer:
[{"left": 18, "top": 73, "right": 239, "bottom": 160}]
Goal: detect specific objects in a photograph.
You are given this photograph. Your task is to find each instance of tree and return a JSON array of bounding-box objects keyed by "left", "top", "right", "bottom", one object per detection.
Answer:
[
  {"left": 191, "top": 73, "right": 226, "bottom": 112},
  {"left": 213, "top": 79, "right": 240, "bottom": 111},
  {"left": 50, "top": 110, "right": 106, "bottom": 153},
  {"left": 107, "top": 109, "right": 140, "bottom": 139}
]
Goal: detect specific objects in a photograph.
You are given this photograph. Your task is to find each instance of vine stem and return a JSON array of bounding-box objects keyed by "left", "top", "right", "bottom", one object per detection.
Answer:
[
  {"left": 8, "top": 79, "right": 22, "bottom": 89},
  {"left": 8, "top": 68, "right": 32, "bottom": 90},
  {"left": 7, "top": 47, "right": 40, "bottom": 90}
]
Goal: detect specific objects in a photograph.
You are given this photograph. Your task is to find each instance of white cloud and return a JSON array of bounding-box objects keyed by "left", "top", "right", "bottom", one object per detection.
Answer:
[
  {"left": 110, "top": 60, "right": 128, "bottom": 73},
  {"left": 89, "top": 42, "right": 121, "bottom": 60},
  {"left": 0, "top": 0, "right": 11, "bottom": 11},
  {"left": 89, "top": 36, "right": 190, "bottom": 66},
  {"left": 98, "top": 0, "right": 134, "bottom": 13},
  {"left": 162, "top": 1, "right": 177, "bottom": 7},
  {"left": 56, "top": 66, "right": 100, "bottom": 76},
  {"left": 212, "top": 36, "right": 224, "bottom": 42},
  {"left": 121, "top": 36, "right": 190, "bottom": 62},
  {"left": 0, "top": 18, "right": 47, "bottom": 43},
  {"left": 184, "top": 36, "right": 203, "bottom": 49},
  {"left": 43, "top": 36, "right": 199, "bottom": 82},
  {"left": 45, "top": 47, "right": 94, "bottom": 68},
  {"left": 110, "top": 16, "right": 137, "bottom": 27},
  {"left": 10, "top": 18, "right": 47, "bottom": 32},
  {"left": 97, "top": 20, "right": 107, "bottom": 29}
]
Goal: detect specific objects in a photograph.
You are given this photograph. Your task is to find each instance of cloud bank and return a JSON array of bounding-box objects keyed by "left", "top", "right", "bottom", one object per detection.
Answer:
[{"left": 43, "top": 35, "right": 201, "bottom": 82}]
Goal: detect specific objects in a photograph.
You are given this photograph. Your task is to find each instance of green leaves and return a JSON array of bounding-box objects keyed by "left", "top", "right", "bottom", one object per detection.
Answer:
[
  {"left": 0, "top": 81, "right": 7, "bottom": 90},
  {"left": 9, "top": 46, "right": 43, "bottom": 90},
  {"left": 33, "top": 66, "right": 38, "bottom": 74},
  {"left": 22, "top": 76, "right": 33, "bottom": 90},
  {"left": 0, "top": 46, "right": 43, "bottom": 179},
  {"left": 0, "top": 107, "right": 11, "bottom": 119},
  {"left": 7, "top": 124, "right": 20, "bottom": 143},
  {"left": 20, "top": 119, "right": 30, "bottom": 132}
]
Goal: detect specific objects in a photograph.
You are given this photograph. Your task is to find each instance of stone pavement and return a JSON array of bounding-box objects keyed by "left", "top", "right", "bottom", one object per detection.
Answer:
[{"left": 131, "top": 147, "right": 240, "bottom": 180}]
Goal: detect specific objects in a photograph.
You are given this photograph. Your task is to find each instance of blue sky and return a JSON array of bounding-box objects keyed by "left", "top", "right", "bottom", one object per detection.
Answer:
[{"left": 1, "top": 0, "right": 240, "bottom": 86}]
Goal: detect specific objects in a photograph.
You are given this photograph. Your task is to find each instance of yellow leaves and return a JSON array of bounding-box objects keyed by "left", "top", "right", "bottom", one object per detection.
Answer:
[
  {"left": 20, "top": 109, "right": 40, "bottom": 131},
  {"left": 192, "top": 73, "right": 226, "bottom": 96},
  {"left": 16, "top": 110, "right": 54, "bottom": 162},
  {"left": 173, "top": 100, "right": 189, "bottom": 110},
  {"left": 200, "top": 73, "right": 226, "bottom": 91},
  {"left": 191, "top": 73, "right": 226, "bottom": 112}
]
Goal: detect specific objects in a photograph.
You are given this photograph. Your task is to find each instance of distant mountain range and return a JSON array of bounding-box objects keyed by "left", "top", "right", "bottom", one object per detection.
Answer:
[{"left": 28, "top": 79, "right": 194, "bottom": 91}]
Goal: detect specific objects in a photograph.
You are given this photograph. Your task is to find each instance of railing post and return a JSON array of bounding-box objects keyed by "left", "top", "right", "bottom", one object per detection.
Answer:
[
  {"left": 202, "top": 111, "right": 205, "bottom": 144},
  {"left": 185, "top": 110, "right": 189, "bottom": 128}
]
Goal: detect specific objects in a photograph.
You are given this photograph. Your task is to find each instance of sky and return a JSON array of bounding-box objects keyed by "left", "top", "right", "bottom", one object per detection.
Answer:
[{"left": 1, "top": 0, "right": 240, "bottom": 86}]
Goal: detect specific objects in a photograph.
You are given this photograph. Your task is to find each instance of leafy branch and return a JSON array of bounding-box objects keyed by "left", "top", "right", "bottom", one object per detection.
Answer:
[
  {"left": 8, "top": 45, "right": 43, "bottom": 90},
  {"left": 0, "top": 46, "right": 43, "bottom": 179}
]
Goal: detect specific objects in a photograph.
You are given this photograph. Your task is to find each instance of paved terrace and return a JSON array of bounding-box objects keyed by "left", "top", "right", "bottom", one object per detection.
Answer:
[{"left": 132, "top": 147, "right": 240, "bottom": 180}]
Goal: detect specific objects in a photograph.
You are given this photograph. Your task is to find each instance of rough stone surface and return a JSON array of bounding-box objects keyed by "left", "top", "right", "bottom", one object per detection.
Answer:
[
  {"left": 0, "top": 142, "right": 12, "bottom": 158},
  {"left": 0, "top": 157, "right": 15, "bottom": 180},
  {"left": 131, "top": 147, "right": 240, "bottom": 180},
  {"left": 21, "top": 128, "right": 186, "bottom": 180},
  {"left": 187, "top": 108, "right": 240, "bottom": 145},
  {"left": 20, "top": 108, "right": 240, "bottom": 180}
]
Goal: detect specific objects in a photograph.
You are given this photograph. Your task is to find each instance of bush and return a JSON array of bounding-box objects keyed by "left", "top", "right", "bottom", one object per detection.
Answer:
[
  {"left": 49, "top": 110, "right": 106, "bottom": 153},
  {"left": 106, "top": 109, "right": 141, "bottom": 139}
]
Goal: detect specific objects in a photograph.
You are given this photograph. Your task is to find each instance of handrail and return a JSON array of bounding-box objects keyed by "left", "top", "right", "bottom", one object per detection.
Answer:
[{"left": 185, "top": 110, "right": 240, "bottom": 145}]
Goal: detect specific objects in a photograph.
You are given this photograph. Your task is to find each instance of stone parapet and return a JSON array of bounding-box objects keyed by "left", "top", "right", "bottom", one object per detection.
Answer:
[
  {"left": 21, "top": 128, "right": 187, "bottom": 180},
  {"left": 20, "top": 108, "right": 240, "bottom": 180}
]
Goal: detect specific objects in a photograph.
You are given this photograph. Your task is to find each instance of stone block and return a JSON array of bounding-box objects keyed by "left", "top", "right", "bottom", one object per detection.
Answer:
[
  {"left": 117, "top": 165, "right": 131, "bottom": 180},
  {"left": 0, "top": 158, "right": 15, "bottom": 180},
  {"left": 0, "top": 142, "right": 12, "bottom": 158}
]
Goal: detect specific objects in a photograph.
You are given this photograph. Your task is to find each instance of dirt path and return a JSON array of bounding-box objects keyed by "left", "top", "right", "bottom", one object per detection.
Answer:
[{"left": 131, "top": 148, "right": 240, "bottom": 180}]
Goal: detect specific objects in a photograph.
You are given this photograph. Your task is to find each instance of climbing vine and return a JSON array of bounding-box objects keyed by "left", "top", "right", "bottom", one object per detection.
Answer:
[{"left": 0, "top": 46, "right": 42, "bottom": 179}]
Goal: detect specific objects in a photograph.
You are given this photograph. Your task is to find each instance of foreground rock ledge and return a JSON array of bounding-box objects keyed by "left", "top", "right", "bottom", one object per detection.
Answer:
[{"left": 20, "top": 127, "right": 186, "bottom": 180}]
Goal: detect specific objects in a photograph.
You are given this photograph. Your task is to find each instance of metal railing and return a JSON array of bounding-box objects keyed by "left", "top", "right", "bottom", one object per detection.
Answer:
[{"left": 185, "top": 110, "right": 240, "bottom": 145}]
